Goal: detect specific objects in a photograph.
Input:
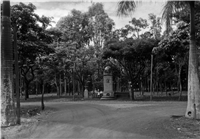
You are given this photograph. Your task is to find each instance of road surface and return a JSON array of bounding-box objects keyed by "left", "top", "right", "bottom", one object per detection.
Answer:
[{"left": 21, "top": 101, "right": 186, "bottom": 139}]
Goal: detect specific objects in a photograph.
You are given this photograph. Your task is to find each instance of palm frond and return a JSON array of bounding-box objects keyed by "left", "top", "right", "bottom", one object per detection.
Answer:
[
  {"left": 117, "top": 1, "right": 137, "bottom": 16},
  {"left": 162, "top": 1, "right": 189, "bottom": 19},
  {"left": 162, "top": 1, "right": 189, "bottom": 36}
]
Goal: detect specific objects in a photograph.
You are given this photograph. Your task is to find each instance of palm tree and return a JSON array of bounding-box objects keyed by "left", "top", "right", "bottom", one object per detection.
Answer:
[
  {"left": 118, "top": 1, "right": 200, "bottom": 119},
  {"left": 1, "top": 0, "right": 17, "bottom": 126}
]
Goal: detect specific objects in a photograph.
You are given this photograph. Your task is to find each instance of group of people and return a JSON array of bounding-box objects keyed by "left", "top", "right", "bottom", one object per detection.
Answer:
[{"left": 94, "top": 89, "right": 103, "bottom": 97}]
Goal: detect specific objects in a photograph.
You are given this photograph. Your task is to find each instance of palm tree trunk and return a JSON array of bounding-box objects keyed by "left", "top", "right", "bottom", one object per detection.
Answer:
[
  {"left": 1, "top": 0, "right": 17, "bottom": 126},
  {"left": 185, "top": 1, "right": 200, "bottom": 119},
  {"left": 14, "top": 23, "right": 20, "bottom": 124}
]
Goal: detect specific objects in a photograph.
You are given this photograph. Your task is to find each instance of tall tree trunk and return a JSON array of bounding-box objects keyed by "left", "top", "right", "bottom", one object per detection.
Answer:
[
  {"left": 178, "top": 65, "right": 183, "bottom": 101},
  {"left": 67, "top": 82, "right": 70, "bottom": 96},
  {"left": 25, "top": 82, "right": 30, "bottom": 100},
  {"left": 56, "top": 85, "right": 60, "bottom": 97},
  {"left": 129, "top": 81, "right": 134, "bottom": 100},
  {"left": 72, "top": 64, "right": 75, "bottom": 100},
  {"left": 156, "top": 67, "right": 159, "bottom": 96},
  {"left": 41, "top": 82, "right": 45, "bottom": 110},
  {"left": 160, "top": 83, "right": 163, "bottom": 95},
  {"left": 165, "top": 80, "right": 167, "bottom": 96},
  {"left": 78, "top": 81, "right": 80, "bottom": 95},
  {"left": 81, "top": 81, "right": 85, "bottom": 97},
  {"left": 179, "top": 80, "right": 183, "bottom": 101},
  {"left": 55, "top": 75, "right": 60, "bottom": 97},
  {"left": 131, "top": 86, "right": 134, "bottom": 100},
  {"left": 1, "top": 0, "right": 17, "bottom": 126},
  {"left": 36, "top": 81, "right": 38, "bottom": 96},
  {"left": 14, "top": 23, "right": 20, "bottom": 124},
  {"left": 92, "top": 76, "right": 95, "bottom": 96},
  {"left": 59, "top": 73, "right": 62, "bottom": 96},
  {"left": 147, "top": 77, "right": 150, "bottom": 92},
  {"left": 185, "top": 2, "right": 200, "bottom": 119},
  {"left": 64, "top": 73, "right": 67, "bottom": 96},
  {"left": 150, "top": 54, "right": 153, "bottom": 100}
]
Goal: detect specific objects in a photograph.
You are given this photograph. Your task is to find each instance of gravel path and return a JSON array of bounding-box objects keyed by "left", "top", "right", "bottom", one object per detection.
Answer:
[{"left": 3, "top": 101, "right": 188, "bottom": 139}]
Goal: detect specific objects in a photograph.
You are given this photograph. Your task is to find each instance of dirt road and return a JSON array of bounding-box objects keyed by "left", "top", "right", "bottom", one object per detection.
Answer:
[{"left": 13, "top": 101, "right": 187, "bottom": 139}]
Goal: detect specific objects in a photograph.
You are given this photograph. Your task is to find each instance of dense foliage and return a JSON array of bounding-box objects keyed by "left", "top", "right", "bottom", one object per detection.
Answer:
[{"left": 8, "top": 2, "right": 200, "bottom": 100}]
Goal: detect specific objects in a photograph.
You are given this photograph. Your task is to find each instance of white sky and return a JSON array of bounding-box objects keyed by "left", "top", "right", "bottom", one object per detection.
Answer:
[{"left": 9, "top": 0, "right": 166, "bottom": 29}]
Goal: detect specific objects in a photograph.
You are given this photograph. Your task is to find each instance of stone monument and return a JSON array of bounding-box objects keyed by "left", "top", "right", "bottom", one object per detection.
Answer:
[
  {"left": 101, "top": 66, "right": 115, "bottom": 100},
  {"left": 84, "top": 83, "right": 89, "bottom": 99},
  {"left": 84, "top": 87, "right": 89, "bottom": 99}
]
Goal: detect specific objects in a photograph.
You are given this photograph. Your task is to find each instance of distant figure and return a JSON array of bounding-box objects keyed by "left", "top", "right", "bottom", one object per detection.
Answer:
[
  {"left": 94, "top": 88, "right": 98, "bottom": 97},
  {"left": 99, "top": 91, "right": 103, "bottom": 97},
  {"left": 21, "top": 87, "right": 25, "bottom": 97},
  {"left": 96, "top": 89, "right": 99, "bottom": 96}
]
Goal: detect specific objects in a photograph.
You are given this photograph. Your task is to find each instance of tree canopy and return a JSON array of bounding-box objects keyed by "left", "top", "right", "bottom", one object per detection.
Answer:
[{"left": 6, "top": 1, "right": 199, "bottom": 104}]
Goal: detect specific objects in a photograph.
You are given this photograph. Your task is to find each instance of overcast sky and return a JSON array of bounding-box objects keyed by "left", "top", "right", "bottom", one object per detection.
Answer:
[{"left": 10, "top": 0, "right": 166, "bottom": 29}]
